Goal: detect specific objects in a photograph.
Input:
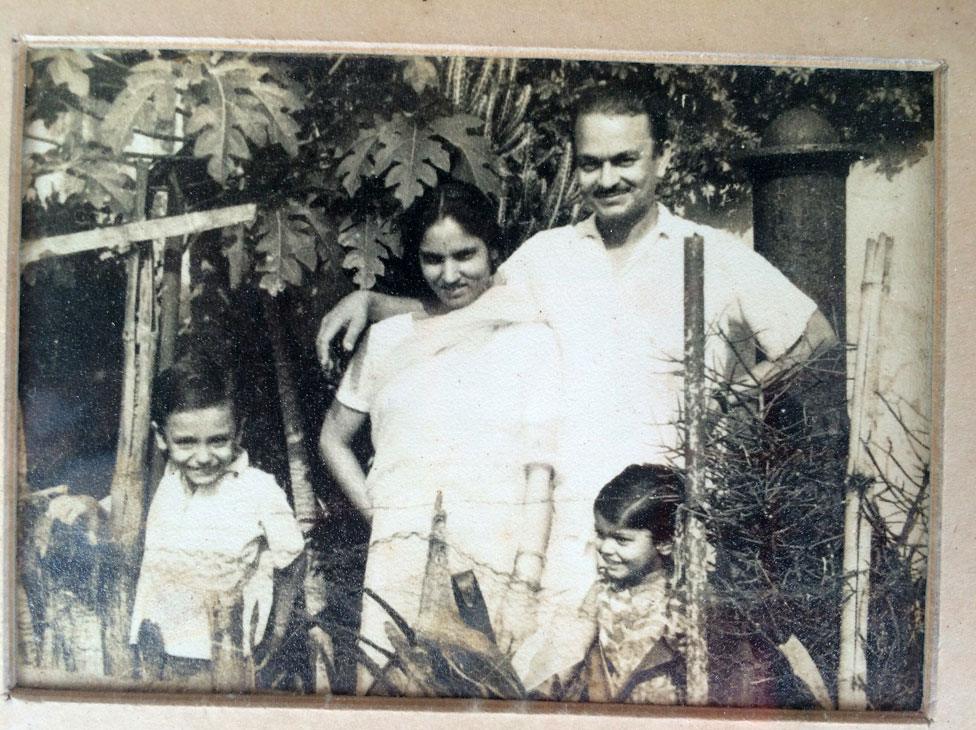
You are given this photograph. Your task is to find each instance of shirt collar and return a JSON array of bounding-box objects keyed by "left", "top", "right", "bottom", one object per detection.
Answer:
[{"left": 574, "top": 203, "right": 676, "bottom": 246}]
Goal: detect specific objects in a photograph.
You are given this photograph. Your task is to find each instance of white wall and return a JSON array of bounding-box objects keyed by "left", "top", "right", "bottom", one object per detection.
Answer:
[{"left": 846, "top": 145, "right": 935, "bottom": 564}]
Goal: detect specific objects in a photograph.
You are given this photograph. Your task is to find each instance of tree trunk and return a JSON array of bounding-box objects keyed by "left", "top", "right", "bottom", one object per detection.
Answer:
[
  {"left": 680, "top": 233, "right": 710, "bottom": 705},
  {"left": 838, "top": 234, "right": 893, "bottom": 709},
  {"left": 263, "top": 295, "right": 330, "bottom": 692},
  {"left": 105, "top": 165, "right": 157, "bottom": 679}
]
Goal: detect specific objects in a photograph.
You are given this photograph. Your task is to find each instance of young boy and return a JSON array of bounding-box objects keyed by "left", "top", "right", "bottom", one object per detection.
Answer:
[
  {"left": 129, "top": 356, "right": 305, "bottom": 684},
  {"left": 532, "top": 463, "right": 687, "bottom": 704}
]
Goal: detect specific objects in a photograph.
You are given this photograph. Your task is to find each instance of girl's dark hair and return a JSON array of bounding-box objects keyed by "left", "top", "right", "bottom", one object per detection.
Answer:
[
  {"left": 594, "top": 463, "right": 684, "bottom": 544},
  {"left": 397, "top": 181, "right": 503, "bottom": 298},
  {"left": 150, "top": 354, "right": 238, "bottom": 426}
]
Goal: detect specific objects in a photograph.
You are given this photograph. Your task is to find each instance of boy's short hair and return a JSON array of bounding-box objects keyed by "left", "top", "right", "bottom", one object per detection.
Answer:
[
  {"left": 151, "top": 354, "right": 238, "bottom": 426},
  {"left": 594, "top": 463, "right": 684, "bottom": 544},
  {"left": 572, "top": 81, "right": 669, "bottom": 151}
]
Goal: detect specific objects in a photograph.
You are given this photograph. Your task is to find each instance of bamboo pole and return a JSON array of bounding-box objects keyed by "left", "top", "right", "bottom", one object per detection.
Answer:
[
  {"left": 263, "top": 295, "right": 330, "bottom": 692},
  {"left": 147, "top": 186, "right": 184, "bottom": 494},
  {"left": 105, "top": 164, "right": 158, "bottom": 679},
  {"left": 681, "top": 233, "right": 710, "bottom": 705},
  {"left": 838, "top": 233, "right": 894, "bottom": 709},
  {"left": 20, "top": 203, "right": 257, "bottom": 266}
]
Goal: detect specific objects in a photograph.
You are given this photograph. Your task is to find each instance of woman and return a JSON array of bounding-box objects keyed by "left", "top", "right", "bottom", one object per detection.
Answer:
[{"left": 319, "top": 182, "right": 561, "bottom": 694}]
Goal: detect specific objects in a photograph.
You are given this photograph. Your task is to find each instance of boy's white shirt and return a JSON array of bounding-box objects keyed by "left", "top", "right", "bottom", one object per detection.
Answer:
[{"left": 129, "top": 450, "right": 304, "bottom": 660}]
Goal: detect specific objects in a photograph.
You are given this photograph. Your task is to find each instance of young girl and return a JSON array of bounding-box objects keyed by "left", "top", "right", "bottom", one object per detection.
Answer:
[{"left": 533, "top": 463, "right": 687, "bottom": 704}]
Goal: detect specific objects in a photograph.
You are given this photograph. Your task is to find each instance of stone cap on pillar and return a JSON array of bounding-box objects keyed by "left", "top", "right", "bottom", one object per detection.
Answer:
[{"left": 734, "top": 107, "right": 862, "bottom": 174}]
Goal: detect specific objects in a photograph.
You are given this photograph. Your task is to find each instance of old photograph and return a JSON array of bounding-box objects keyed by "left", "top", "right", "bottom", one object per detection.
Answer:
[{"left": 14, "top": 46, "right": 934, "bottom": 712}]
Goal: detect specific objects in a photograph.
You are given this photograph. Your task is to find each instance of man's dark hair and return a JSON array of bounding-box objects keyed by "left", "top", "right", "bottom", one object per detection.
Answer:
[
  {"left": 398, "top": 180, "right": 504, "bottom": 298},
  {"left": 572, "top": 81, "right": 669, "bottom": 150},
  {"left": 594, "top": 463, "right": 684, "bottom": 544},
  {"left": 151, "top": 354, "right": 238, "bottom": 426}
]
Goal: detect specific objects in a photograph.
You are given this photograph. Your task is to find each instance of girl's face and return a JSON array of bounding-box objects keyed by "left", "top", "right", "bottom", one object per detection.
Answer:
[
  {"left": 594, "top": 512, "right": 670, "bottom": 586},
  {"left": 419, "top": 216, "right": 493, "bottom": 311}
]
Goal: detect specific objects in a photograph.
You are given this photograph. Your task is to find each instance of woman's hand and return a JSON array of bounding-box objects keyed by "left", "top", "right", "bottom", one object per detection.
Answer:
[
  {"left": 316, "top": 290, "right": 372, "bottom": 374},
  {"left": 495, "top": 577, "right": 541, "bottom": 658}
]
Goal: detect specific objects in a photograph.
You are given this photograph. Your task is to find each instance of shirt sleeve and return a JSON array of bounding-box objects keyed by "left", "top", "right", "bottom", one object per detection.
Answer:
[
  {"left": 254, "top": 472, "right": 305, "bottom": 570},
  {"left": 717, "top": 240, "right": 819, "bottom": 362},
  {"left": 514, "top": 323, "right": 564, "bottom": 470}
]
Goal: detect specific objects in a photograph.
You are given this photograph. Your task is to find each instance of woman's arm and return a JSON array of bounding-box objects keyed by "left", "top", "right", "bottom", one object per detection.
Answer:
[
  {"left": 319, "top": 401, "right": 372, "bottom": 519},
  {"left": 496, "top": 463, "right": 555, "bottom": 656},
  {"left": 512, "top": 463, "right": 556, "bottom": 588}
]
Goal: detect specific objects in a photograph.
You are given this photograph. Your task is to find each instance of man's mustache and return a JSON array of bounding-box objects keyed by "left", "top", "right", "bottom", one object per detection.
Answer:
[{"left": 593, "top": 186, "right": 630, "bottom": 198}]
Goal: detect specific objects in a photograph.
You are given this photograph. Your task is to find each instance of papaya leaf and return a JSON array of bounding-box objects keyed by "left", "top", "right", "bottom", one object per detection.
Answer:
[
  {"left": 400, "top": 56, "right": 439, "bottom": 95},
  {"left": 222, "top": 224, "right": 251, "bottom": 290},
  {"left": 430, "top": 114, "right": 503, "bottom": 197},
  {"left": 253, "top": 203, "right": 321, "bottom": 295},
  {"left": 185, "top": 57, "right": 304, "bottom": 184},
  {"left": 32, "top": 49, "right": 93, "bottom": 98},
  {"left": 295, "top": 203, "right": 341, "bottom": 268},
  {"left": 373, "top": 115, "right": 450, "bottom": 208},
  {"left": 336, "top": 126, "right": 382, "bottom": 197},
  {"left": 100, "top": 58, "right": 181, "bottom": 155},
  {"left": 338, "top": 216, "right": 398, "bottom": 290}
]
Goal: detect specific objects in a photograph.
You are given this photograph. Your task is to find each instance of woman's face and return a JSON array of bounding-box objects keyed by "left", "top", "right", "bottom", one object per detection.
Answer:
[{"left": 418, "top": 216, "right": 493, "bottom": 311}]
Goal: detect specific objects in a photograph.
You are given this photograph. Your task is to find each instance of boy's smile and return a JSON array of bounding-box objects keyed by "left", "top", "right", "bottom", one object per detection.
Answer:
[{"left": 154, "top": 403, "right": 240, "bottom": 489}]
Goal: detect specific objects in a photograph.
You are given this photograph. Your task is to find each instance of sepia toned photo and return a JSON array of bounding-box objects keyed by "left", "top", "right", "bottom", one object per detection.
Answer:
[{"left": 13, "top": 45, "right": 935, "bottom": 714}]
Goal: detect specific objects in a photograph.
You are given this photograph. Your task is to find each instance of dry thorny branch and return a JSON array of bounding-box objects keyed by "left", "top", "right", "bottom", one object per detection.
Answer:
[{"left": 678, "top": 336, "right": 928, "bottom": 709}]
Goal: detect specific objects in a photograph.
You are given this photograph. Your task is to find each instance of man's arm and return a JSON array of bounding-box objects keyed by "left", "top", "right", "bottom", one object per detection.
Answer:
[
  {"left": 746, "top": 309, "right": 838, "bottom": 392},
  {"left": 316, "top": 290, "right": 422, "bottom": 371}
]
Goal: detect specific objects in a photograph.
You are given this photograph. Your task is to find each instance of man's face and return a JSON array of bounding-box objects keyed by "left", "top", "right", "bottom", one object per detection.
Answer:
[
  {"left": 154, "top": 403, "right": 239, "bottom": 489},
  {"left": 575, "top": 112, "right": 662, "bottom": 228}
]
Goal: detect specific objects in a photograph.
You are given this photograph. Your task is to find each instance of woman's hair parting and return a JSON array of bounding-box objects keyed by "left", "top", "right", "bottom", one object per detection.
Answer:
[
  {"left": 594, "top": 463, "right": 684, "bottom": 544},
  {"left": 398, "top": 180, "right": 503, "bottom": 296},
  {"left": 150, "top": 354, "right": 238, "bottom": 426}
]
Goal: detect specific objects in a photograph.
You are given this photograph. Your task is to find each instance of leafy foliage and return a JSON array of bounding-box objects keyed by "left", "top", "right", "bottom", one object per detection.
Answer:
[
  {"left": 185, "top": 55, "right": 304, "bottom": 183},
  {"left": 30, "top": 49, "right": 94, "bottom": 98},
  {"left": 338, "top": 216, "right": 399, "bottom": 290},
  {"left": 251, "top": 200, "right": 334, "bottom": 295},
  {"left": 373, "top": 114, "right": 451, "bottom": 208}
]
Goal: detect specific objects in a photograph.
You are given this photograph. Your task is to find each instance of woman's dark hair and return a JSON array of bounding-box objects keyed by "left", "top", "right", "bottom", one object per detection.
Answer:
[
  {"left": 572, "top": 81, "right": 669, "bottom": 152},
  {"left": 397, "top": 181, "right": 503, "bottom": 298},
  {"left": 594, "top": 463, "right": 684, "bottom": 544},
  {"left": 151, "top": 354, "right": 238, "bottom": 426}
]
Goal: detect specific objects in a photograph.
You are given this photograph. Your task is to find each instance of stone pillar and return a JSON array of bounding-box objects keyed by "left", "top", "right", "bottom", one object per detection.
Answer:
[{"left": 740, "top": 107, "right": 859, "bottom": 428}]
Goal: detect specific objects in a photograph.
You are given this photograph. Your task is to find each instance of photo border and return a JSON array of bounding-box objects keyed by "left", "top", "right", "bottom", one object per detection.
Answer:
[{"left": 0, "top": 2, "right": 965, "bottom": 727}]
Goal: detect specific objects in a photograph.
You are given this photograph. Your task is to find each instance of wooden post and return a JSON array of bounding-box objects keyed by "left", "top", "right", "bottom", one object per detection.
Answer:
[
  {"left": 681, "top": 233, "right": 710, "bottom": 705},
  {"left": 104, "top": 164, "right": 157, "bottom": 679},
  {"left": 263, "top": 296, "right": 330, "bottom": 692},
  {"left": 838, "top": 234, "right": 893, "bottom": 709}
]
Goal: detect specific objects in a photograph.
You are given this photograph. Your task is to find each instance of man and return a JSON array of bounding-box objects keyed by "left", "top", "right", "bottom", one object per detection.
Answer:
[{"left": 317, "top": 82, "right": 837, "bottom": 687}]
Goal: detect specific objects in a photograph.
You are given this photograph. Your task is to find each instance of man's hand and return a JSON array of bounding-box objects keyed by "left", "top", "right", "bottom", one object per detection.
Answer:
[{"left": 316, "top": 290, "right": 371, "bottom": 374}]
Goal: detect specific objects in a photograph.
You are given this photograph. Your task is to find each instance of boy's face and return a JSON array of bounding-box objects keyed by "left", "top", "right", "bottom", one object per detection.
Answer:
[
  {"left": 594, "top": 513, "right": 670, "bottom": 586},
  {"left": 154, "top": 403, "right": 239, "bottom": 489}
]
